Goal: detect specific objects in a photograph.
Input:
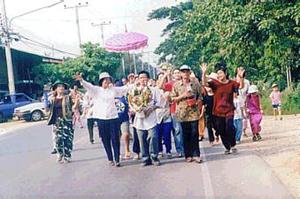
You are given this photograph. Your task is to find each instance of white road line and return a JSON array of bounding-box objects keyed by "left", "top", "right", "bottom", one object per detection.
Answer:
[{"left": 200, "top": 142, "right": 216, "bottom": 199}]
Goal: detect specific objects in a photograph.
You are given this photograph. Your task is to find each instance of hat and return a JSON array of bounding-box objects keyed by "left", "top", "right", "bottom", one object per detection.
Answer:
[
  {"left": 248, "top": 85, "right": 259, "bottom": 94},
  {"left": 99, "top": 72, "right": 111, "bottom": 81},
  {"left": 160, "top": 63, "right": 172, "bottom": 71},
  {"left": 127, "top": 73, "right": 135, "bottom": 79},
  {"left": 179, "top": 65, "right": 191, "bottom": 71},
  {"left": 52, "top": 81, "right": 68, "bottom": 91},
  {"left": 272, "top": 83, "right": 278, "bottom": 88}
]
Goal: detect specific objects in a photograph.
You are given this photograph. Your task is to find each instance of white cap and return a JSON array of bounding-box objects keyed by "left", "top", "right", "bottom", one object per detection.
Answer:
[
  {"left": 99, "top": 72, "right": 111, "bottom": 80},
  {"left": 248, "top": 85, "right": 258, "bottom": 94},
  {"left": 179, "top": 65, "right": 191, "bottom": 71}
]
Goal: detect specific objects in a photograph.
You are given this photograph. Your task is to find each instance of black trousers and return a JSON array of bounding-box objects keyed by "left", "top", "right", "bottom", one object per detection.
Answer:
[
  {"left": 96, "top": 118, "right": 121, "bottom": 162},
  {"left": 206, "top": 115, "right": 215, "bottom": 142},
  {"left": 87, "top": 118, "right": 94, "bottom": 142},
  {"left": 214, "top": 116, "right": 236, "bottom": 150},
  {"left": 181, "top": 120, "right": 200, "bottom": 158}
]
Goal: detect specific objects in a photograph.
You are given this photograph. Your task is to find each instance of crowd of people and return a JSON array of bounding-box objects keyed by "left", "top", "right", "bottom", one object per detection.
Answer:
[{"left": 45, "top": 62, "right": 282, "bottom": 166}]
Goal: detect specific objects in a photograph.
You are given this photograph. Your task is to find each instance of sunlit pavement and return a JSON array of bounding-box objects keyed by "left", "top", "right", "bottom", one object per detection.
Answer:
[{"left": 0, "top": 123, "right": 294, "bottom": 199}]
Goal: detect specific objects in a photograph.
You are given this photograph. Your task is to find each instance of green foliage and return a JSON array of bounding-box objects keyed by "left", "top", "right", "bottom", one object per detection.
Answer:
[
  {"left": 261, "top": 83, "right": 300, "bottom": 115},
  {"left": 150, "top": 0, "right": 300, "bottom": 86},
  {"left": 33, "top": 42, "right": 121, "bottom": 86}
]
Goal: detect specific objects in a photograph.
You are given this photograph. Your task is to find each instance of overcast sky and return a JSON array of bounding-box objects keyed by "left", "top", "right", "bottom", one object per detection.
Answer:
[{"left": 2, "top": 0, "right": 182, "bottom": 62}]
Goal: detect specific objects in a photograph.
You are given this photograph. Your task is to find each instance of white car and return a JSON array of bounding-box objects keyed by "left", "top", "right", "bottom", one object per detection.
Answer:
[{"left": 14, "top": 102, "right": 48, "bottom": 122}]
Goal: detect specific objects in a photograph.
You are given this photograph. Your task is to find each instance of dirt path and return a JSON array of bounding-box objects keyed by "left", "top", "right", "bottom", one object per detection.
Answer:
[{"left": 240, "top": 115, "right": 300, "bottom": 198}]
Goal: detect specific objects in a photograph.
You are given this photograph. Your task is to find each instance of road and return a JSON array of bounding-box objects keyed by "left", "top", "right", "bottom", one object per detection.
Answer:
[{"left": 0, "top": 122, "right": 295, "bottom": 199}]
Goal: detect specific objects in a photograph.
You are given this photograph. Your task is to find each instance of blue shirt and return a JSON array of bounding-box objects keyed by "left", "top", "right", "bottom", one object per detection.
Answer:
[{"left": 115, "top": 96, "right": 129, "bottom": 123}]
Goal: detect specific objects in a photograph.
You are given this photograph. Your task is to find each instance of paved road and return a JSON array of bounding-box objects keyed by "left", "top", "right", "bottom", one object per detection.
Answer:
[{"left": 0, "top": 122, "right": 295, "bottom": 199}]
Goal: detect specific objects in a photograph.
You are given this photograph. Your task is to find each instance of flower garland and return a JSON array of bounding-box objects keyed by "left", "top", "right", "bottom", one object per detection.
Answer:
[{"left": 127, "top": 86, "right": 152, "bottom": 113}]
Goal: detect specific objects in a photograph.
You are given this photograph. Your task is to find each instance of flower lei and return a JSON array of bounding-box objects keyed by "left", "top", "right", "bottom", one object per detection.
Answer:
[{"left": 127, "top": 86, "right": 152, "bottom": 113}]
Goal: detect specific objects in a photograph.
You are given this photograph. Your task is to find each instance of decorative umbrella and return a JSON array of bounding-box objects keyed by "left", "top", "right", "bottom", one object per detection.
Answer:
[
  {"left": 105, "top": 32, "right": 148, "bottom": 52},
  {"left": 105, "top": 32, "right": 148, "bottom": 75}
]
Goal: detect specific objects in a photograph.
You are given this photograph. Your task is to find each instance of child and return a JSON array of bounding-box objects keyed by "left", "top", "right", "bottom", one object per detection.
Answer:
[
  {"left": 269, "top": 84, "right": 282, "bottom": 120},
  {"left": 233, "top": 93, "right": 243, "bottom": 144},
  {"left": 246, "top": 85, "right": 263, "bottom": 142}
]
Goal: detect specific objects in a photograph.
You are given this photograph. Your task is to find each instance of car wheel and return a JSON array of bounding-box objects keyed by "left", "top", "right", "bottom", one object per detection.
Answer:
[{"left": 31, "top": 110, "right": 43, "bottom": 121}]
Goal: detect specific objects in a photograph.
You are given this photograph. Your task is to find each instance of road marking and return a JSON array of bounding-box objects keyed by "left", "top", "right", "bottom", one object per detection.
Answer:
[{"left": 200, "top": 142, "right": 215, "bottom": 199}]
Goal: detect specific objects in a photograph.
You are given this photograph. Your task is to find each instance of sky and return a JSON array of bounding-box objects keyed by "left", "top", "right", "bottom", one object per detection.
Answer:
[{"left": 2, "top": 0, "right": 183, "bottom": 63}]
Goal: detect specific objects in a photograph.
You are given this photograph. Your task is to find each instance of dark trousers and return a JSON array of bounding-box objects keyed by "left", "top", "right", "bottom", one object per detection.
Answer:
[
  {"left": 87, "top": 118, "right": 94, "bottom": 142},
  {"left": 214, "top": 116, "right": 236, "bottom": 150},
  {"left": 206, "top": 115, "right": 215, "bottom": 142},
  {"left": 157, "top": 122, "right": 172, "bottom": 153},
  {"left": 181, "top": 120, "right": 200, "bottom": 158},
  {"left": 132, "top": 126, "right": 140, "bottom": 154},
  {"left": 96, "top": 118, "right": 121, "bottom": 162}
]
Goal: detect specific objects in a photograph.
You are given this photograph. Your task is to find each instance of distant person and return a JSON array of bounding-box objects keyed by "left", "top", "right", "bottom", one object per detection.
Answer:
[
  {"left": 203, "top": 85, "right": 216, "bottom": 146},
  {"left": 269, "top": 84, "right": 282, "bottom": 120},
  {"left": 70, "top": 85, "right": 84, "bottom": 128},
  {"left": 82, "top": 92, "right": 95, "bottom": 144},
  {"left": 47, "top": 81, "right": 74, "bottom": 163},
  {"left": 246, "top": 85, "right": 263, "bottom": 142},
  {"left": 233, "top": 93, "right": 243, "bottom": 144}
]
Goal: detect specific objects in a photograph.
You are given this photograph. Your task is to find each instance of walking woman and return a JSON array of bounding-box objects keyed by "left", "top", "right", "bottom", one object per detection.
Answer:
[
  {"left": 74, "top": 72, "right": 133, "bottom": 167},
  {"left": 201, "top": 63, "right": 244, "bottom": 154},
  {"left": 47, "top": 81, "right": 74, "bottom": 163}
]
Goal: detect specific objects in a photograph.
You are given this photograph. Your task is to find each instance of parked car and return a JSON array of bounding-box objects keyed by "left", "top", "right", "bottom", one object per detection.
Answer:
[
  {"left": 0, "top": 93, "right": 36, "bottom": 123},
  {"left": 14, "top": 102, "right": 48, "bottom": 122}
]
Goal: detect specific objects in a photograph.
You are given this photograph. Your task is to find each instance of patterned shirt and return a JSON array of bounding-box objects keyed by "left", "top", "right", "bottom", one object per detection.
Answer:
[{"left": 171, "top": 79, "right": 201, "bottom": 122}]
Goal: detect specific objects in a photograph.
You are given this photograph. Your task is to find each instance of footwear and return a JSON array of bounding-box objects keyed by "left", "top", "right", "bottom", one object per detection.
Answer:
[
  {"left": 252, "top": 135, "right": 258, "bottom": 142},
  {"left": 236, "top": 141, "right": 240, "bottom": 145},
  {"left": 158, "top": 152, "right": 163, "bottom": 158},
  {"left": 166, "top": 153, "right": 172, "bottom": 159},
  {"left": 64, "top": 157, "right": 72, "bottom": 163},
  {"left": 152, "top": 157, "right": 161, "bottom": 166},
  {"left": 215, "top": 136, "right": 220, "bottom": 143},
  {"left": 193, "top": 157, "right": 203, "bottom": 164},
  {"left": 133, "top": 154, "right": 140, "bottom": 160},
  {"left": 186, "top": 157, "right": 193, "bottom": 163},
  {"left": 141, "top": 160, "right": 152, "bottom": 167},
  {"left": 209, "top": 142, "right": 214, "bottom": 146},
  {"left": 256, "top": 134, "right": 262, "bottom": 141},
  {"left": 51, "top": 149, "right": 57, "bottom": 154},
  {"left": 115, "top": 162, "right": 121, "bottom": 167},
  {"left": 90, "top": 140, "right": 94, "bottom": 144},
  {"left": 231, "top": 147, "right": 238, "bottom": 154},
  {"left": 199, "top": 136, "right": 204, "bottom": 141},
  {"left": 243, "top": 133, "right": 248, "bottom": 137},
  {"left": 224, "top": 149, "right": 231, "bottom": 155},
  {"left": 124, "top": 152, "right": 131, "bottom": 160},
  {"left": 280, "top": 117, "right": 283, "bottom": 120},
  {"left": 56, "top": 155, "right": 63, "bottom": 163},
  {"left": 109, "top": 161, "right": 115, "bottom": 166}
]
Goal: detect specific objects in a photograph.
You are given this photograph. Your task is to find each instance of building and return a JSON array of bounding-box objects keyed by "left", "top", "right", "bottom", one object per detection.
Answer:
[{"left": 0, "top": 47, "right": 62, "bottom": 99}]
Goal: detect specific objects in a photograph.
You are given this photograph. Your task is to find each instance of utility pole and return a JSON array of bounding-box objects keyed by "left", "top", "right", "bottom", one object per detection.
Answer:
[
  {"left": 91, "top": 21, "right": 111, "bottom": 47},
  {"left": 1, "top": 0, "right": 15, "bottom": 94},
  {"left": 64, "top": 2, "right": 88, "bottom": 55}
]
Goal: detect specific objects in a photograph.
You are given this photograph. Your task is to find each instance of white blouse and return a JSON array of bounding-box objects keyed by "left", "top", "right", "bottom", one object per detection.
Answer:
[{"left": 81, "top": 80, "right": 132, "bottom": 120}]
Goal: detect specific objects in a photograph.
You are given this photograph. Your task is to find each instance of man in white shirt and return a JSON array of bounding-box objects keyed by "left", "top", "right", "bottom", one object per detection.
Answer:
[{"left": 128, "top": 71, "right": 162, "bottom": 166}]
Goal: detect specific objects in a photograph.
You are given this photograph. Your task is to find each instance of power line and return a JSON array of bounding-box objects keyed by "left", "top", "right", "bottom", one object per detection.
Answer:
[{"left": 19, "top": 34, "right": 79, "bottom": 56}]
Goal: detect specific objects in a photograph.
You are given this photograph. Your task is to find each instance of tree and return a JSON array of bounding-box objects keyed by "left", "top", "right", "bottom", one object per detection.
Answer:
[
  {"left": 33, "top": 42, "right": 122, "bottom": 86},
  {"left": 149, "top": 0, "right": 300, "bottom": 86}
]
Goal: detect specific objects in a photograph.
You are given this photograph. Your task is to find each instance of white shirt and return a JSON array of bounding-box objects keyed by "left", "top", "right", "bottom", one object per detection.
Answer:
[
  {"left": 238, "top": 79, "right": 250, "bottom": 108},
  {"left": 82, "top": 92, "right": 93, "bottom": 119},
  {"left": 156, "top": 89, "right": 171, "bottom": 124},
  {"left": 82, "top": 80, "right": 132, "bottom": 120},
  {"left": 133, "top": 87, "right": 162, "bottom": 130},
  {"left": 234, "top": 97, "right": 243, "bottom": 119}
]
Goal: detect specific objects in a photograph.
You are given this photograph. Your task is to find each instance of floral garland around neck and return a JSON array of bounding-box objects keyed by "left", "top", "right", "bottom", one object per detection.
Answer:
[{"left": 127, "top": 86, "right": 152, "bottom": 113}]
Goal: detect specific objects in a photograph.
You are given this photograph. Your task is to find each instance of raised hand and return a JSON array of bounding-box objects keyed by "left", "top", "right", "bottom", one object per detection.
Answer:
[
  {"left": 74, "top": 72, "right": 83, "bottom": 81},
  {"left": 237, "top": 67, "right": 245, "bottom": 78},
  {"left": 200, "top": 63, "right": 208, "bottom": 73}
]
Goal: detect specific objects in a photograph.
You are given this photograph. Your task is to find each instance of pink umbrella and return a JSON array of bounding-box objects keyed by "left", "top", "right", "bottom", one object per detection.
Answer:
[{"left": 105, "top": 32, "right": 148, "bottom": 52}]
